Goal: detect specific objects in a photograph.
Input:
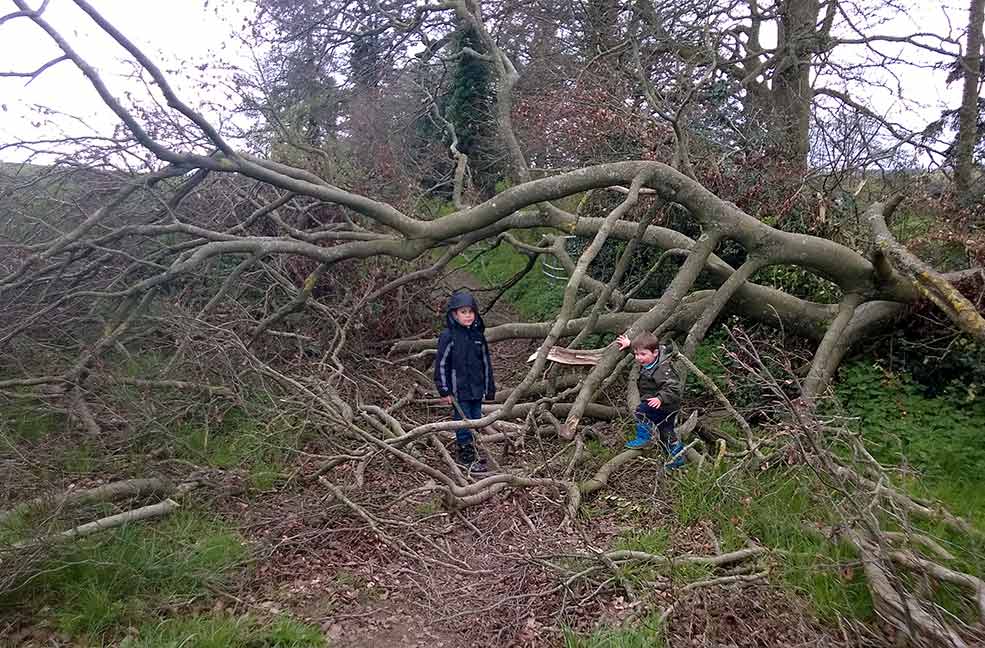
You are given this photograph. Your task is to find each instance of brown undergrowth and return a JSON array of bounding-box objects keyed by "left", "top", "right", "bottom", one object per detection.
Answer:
[{"left": 228, "top": 435, "right": 846, "bottom": 648}]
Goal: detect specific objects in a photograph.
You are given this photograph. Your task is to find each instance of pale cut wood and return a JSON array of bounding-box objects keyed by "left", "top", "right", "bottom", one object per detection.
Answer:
[{"left": 527, "top": 345, "right": 609, "bottom": 366}]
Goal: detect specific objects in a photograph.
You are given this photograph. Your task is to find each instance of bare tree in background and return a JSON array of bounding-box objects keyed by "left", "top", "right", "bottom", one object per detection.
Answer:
[{"left": 955, "top": 0, "right": 985, "bottom": 205}]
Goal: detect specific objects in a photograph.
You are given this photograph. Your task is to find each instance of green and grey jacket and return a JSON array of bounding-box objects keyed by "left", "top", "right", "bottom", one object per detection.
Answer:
[{"left": 638, "top": 345, "right": 682, "bottom": 411}]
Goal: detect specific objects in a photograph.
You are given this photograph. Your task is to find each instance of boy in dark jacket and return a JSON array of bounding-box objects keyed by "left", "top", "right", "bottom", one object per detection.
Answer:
[
  {"left": 616, "top": 330, "right": 685, "bottom": 468},
  {"left": 434, "top": 290, "right": 496, "bottom": 470}
]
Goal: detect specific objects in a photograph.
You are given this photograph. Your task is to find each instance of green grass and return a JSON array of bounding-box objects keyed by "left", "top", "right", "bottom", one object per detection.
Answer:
[
  {"left": 836, "top": 361, "right": 985, "bottom": 526},
  {"left": 121, "top": 613, "right": 326, "bottom": 648},
  {"left": 834, "top": 363, "right": 985, "bottom": 609},
  {"left": 887, "top": 210, "right": 968, "bottom": 271},
  {"left": 683, "top": 332, "right": 728, "bottom": 401},
  {"left": 1, "top": 509, "right": 247, "bottom": 641},
  {"left": 0, "top": 503, "right": 50, "bottom": 545},
  {"left": 563, "top": 614, "right": 666, "bottom": 648},
  {"left": 173, "top": 408, "right": 302, "bottom": 491},
  {"left": 0, "top": 399, "right": 66, "bottom": 442},
  {"left": 669, "top": 466, "right": 873, "bottom": 622},
  {"left": 890, "top": 211, "right": 933, "bottom": 241},
  {"left": 614, "top": 527, "right": 669, "bottom": 555},
  {"left": 586, "top": 436, "right": 617, "bottom": 461},
  {"left": 450, "top": 235, "right": 564, "bottom": 321},
  {"left": 660, "top": 358, "right": 984, "bottom": 625},
  {"left": 413, "top": 497, "right": 443, "bottom": 517}
]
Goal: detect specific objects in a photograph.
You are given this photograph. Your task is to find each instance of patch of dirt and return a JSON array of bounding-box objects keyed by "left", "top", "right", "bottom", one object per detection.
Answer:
[
  {"left": 668, "top": 584, "right": 852, "bottom": 647},
  {"left": 222, "top": 444, "right": 861, "bottom": 647}
]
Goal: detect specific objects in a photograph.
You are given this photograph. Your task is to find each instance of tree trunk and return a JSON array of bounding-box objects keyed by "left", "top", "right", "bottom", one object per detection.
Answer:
[
  {"left": 767, "top": 0, "right": 820, "bottom": 169},
  {"left": 584, "top": 0, "right": 620, "bottom": 57},
  {"left": 956, "top": 0, "right": 985, "bottom": 201}
]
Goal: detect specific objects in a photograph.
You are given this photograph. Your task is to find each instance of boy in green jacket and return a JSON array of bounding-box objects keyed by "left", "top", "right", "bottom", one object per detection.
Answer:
[{"left": 616, "top": 331, "right": 685, "bottom": 468}]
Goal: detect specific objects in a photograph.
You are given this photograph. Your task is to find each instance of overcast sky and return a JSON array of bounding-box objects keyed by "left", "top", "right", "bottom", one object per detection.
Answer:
[
  {"left": 0, "top": 0, "right": 252, "bottom": 161},
  {"left": 0, "top": 0, "right": 972, "bottom": 165}
]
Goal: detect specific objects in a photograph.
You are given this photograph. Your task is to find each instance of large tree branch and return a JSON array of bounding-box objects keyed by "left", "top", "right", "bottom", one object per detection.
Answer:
[{"left": 865, "top": 200, "right": 985, "bottom": 343}]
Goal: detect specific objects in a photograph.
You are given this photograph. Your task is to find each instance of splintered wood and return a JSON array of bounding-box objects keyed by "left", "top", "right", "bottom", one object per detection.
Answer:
[{"left": 527, "top": 346, "right": 608, "bottom": 366}]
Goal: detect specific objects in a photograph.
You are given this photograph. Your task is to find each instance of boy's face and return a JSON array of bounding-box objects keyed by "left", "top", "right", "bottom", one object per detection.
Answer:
[
  {"left": 452, "top": 306, "right": 476, "bottom": 327},
  {"left": 633, "top": 346, "right": 657, "bottom": 366}
]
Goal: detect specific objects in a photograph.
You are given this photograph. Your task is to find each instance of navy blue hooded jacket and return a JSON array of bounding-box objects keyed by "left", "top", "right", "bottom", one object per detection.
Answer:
[{"left": 434, "top": 291, "right": 496, "bottom": 401}]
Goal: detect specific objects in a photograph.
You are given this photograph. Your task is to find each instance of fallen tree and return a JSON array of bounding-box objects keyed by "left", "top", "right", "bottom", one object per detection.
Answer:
[{"left": 2, "top": 1, "right": 984, "bottom": 644}]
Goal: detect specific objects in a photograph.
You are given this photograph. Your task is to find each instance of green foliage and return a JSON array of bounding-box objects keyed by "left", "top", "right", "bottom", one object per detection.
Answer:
[
  {"left": 414, "top": 497, "right": 443, "bottom": 517},
  {"left": 61, "top": 441, "right": 100, "bottom": 474},
  {"left": 2, "top": 510, "right": 246, "bottom": 641},
  {"left": 122, "top": 613, "right": 326, "bottom": 648},
  {"left": 614, "top": 527, "right": 669, "bottom": 555},
  {"left": 889, "top": 209, "right": 969, "bottom": 271},
  {"left": 0, "top": 399, "right": 66, "bottom": 442},
  {"left": 446, "top": 27, "right": 490, "bottom": 156},
  {"left": 834, "top": 360, "right": 985, "bottom": 618},
  {"left": 670, "top": 561, "right": 714, "bottom": 585},
  {"left": 586, "top": 436, "right": 617, "bottom": 462},
  {"left": 751, "top": 265, "right": 841, "bottom": 304},
  {"left": 445, "top": 26, "right": 501, "bottom": 196},
  {"left": 683, "top": 332, "right": 728, "bottom": 400},
  {"left": 563, "top": 615, "right": 666, "bottom": 648},
  {"left": 878, "top": 333, "right": 985, "bottom": 399},
  {"left": 415, "top": 194, "right": 460, "bottom": 220}
]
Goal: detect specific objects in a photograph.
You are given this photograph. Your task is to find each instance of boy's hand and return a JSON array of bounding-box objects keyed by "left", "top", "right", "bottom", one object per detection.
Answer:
[
  {"left": 440, "top": 395, "right": 453, "bottom": 405},
  {"left": 616, "top": 333, "right": 631, "bottom": 350},
  {"left": 646, "top": 397, "right": 662, "bottom": 409}
]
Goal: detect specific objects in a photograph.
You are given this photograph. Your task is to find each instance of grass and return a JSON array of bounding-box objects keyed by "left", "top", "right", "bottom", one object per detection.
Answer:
[
  {"left": 121, "top": 613, "right": 326, "bottom": 648},
  {"left": 586, "top": 436, "right": 617, "bottom": 461},
  {"left": 413, "top": 497, "right": 443, "bottom": 517},
  {"left": 834, "top": 361, "right": 985, "bottom": 618},
  {"left": 836, "top": 361, "right": 985, "bottom": 528},
  {"left": 172, "top": 408, "right": 304, "bottom": 491},
  {"left": 1, "top": 509, "right": 247, "bottom": 642},
  {"left": 658, "top": 357, "right": 984, "bottom": 625},
  {"left": 669, "top": 466, "right": 873, "bottom": 622},
  {"left": 614, "top": 527, "right": 669, "bottom": 555},
  {"left": 563, "top": 614, "right": 666, "bottom": 648},
  {"left": 888, "top": 209, "right": 968, "bottom": 271},
  {"left": 450, "top": 234, "right": 564, "bottom": 321},
  {"left": 0, "top": 399, "right": 66, "bottom": 442}
]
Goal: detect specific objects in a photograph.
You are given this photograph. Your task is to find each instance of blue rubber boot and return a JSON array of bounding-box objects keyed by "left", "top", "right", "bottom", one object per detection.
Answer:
[
  {"left": 665, "top": 440, "right": 686, "bottom": 470},
  {"left": 625, "top": 422, "right": 653, "bottom": 449}
]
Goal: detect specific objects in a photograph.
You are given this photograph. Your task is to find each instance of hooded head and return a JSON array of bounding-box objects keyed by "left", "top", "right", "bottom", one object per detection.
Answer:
[{"left": 445, "top": 290, "right": 485, "bottom": 331}]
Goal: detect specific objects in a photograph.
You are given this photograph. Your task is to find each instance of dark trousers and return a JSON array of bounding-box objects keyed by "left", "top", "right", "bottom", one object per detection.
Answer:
[
  {"left": 452, "top": 398, "right": 483, "bottom": 446},
  {"left": 635, "top": 402, "right": 679, "bottom": 449}
]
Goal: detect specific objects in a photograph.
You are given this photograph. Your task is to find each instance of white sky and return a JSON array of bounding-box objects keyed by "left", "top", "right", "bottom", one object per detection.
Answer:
[
  {"left": 0, "top": 0, "right": 254, "bottom": 162},
  {"left": 0, "top": 0, "right": 973, "bottom": 165}
]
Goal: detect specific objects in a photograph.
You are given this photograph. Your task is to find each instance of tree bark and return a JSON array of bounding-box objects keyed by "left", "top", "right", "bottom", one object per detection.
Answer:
[
  {"left": 956, "top": 0, "right": 985, "bottom": 201},
  {"left": 768, "top": 0, "right": 821, "bottom": 168}
]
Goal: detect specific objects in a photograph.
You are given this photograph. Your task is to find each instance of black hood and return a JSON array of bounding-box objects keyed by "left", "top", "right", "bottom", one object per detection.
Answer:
[{"left": 445, "top": 290, "right": 485, "bottom": 331}]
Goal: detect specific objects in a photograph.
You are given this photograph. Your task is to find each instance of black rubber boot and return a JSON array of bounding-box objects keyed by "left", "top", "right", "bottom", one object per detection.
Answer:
[
  {"left": 456, "top": 441, "right": 488, "bottom": 473},
  {"left": 456, "top": 440, "right": 476, "bottom": 466}
]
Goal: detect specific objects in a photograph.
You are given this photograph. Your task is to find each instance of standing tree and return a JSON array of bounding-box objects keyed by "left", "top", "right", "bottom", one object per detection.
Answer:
[
  {"left": 955, "top": 0, "right": 985, "bottom": 205},
  {"left": 445, "top": 24, "right": 502, "bottom": 197}
]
